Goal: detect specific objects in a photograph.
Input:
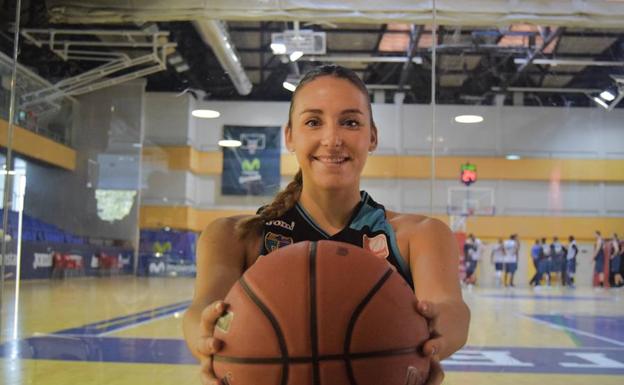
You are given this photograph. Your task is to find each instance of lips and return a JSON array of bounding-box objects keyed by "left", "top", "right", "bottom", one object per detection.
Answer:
[{"left": 312, "top": 155, "right": 350, "bottom": 164}]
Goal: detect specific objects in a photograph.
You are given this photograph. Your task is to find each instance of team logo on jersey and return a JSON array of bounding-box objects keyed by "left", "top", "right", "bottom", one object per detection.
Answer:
[
  {"left": 265, "top": 232, "right": 293, "bottom": 252},
  {"left": 265, "top": 219, "right": 295, "bottom": 231},
  {"left": 363, "top": 234, "right": 389, "bottom": 259}
]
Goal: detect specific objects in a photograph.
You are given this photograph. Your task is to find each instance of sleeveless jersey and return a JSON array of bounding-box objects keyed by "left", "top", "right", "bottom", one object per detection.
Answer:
[
  {"left": 258, "top": 191, "right": 414, "bottom": 289},
  {"left": 503, "top": 239, "right": 517, "bottom": 263}
]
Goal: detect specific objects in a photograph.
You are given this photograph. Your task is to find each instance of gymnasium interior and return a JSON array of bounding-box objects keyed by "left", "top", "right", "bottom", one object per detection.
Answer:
[{"left": 0, "top": 1, "right": 623, "bottom": 384}]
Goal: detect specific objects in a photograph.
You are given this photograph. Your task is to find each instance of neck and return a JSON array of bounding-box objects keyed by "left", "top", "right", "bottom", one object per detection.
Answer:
[{"left": 298, "top": 187, "right": 362, "bottom": 235}]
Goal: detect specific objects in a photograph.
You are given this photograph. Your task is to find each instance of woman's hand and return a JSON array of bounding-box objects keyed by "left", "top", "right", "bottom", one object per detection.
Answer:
[
  {"left": 414, "top": 300, "right": 447, "bottom": 385},
  {"left": 196, "top": 300, "right": 228, "bottom": 385}
]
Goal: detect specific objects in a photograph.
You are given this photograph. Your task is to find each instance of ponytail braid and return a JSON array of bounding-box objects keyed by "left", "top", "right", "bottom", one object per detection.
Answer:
[{"left": 235, "top": 169, "right": 303, "bottom": 240}]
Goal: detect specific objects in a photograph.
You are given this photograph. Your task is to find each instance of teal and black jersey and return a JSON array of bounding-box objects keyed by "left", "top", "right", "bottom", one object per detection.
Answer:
[{"left": 258, "top": 191, "right": 414, "bottom": 289}]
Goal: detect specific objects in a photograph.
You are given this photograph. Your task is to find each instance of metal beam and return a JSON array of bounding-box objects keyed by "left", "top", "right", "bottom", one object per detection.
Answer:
[
  {"left": 301, "top": 55, "right": 422, "bottom": 64},
  {"left": 398, "top": 25, "right": 423, "bottom": 92},
  {"left": 501, "top": 27, "right": 565, "bottom": 89}
]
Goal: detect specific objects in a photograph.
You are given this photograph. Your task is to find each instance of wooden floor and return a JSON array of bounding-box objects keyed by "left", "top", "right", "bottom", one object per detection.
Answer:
[{"left": 1, "top": 276, "right": 623, "bottom": 385}]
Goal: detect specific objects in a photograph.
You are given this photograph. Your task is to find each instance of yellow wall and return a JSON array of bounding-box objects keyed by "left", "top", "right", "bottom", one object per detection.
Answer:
[
  {"left": 145, "top": 146, "right": 624, "bottom": 182},
  {"left": 140, "top": 146, "right": 624, "bottom": 237},
  {"left": 140, "top": 206, "right": 624, "bottom": 242},
  {"left": 0, "top": 119, "right": 76, "bottom": 171}
]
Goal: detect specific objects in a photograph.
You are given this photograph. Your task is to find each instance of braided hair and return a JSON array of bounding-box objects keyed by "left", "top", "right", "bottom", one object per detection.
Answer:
[{"left": 235, "top": 65, "right": 374, "bottom": 239}]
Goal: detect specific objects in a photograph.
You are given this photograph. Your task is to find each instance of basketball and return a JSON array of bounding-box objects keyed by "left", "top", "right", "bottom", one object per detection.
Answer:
[{"left": 213, "top": 240, "right": 430, "bottom": 385}]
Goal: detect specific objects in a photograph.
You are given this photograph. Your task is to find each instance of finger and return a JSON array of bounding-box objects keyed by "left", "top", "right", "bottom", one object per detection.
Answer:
[
  {"left": 423, "top": 358, "right": 444, "bottom": 385},
  {"left": 200, "top": 301, "right": 228, "bottom": 336},
  {"left": 422, "top": 336, "right": 446, "bottom": 359},
  {"left": 416, "top": 300, "right": 440, "bottom": 320},
  {"left": 404, "top": 366, "right": 424, "bottom": 385},
  {"left": 200, "top": 356, "right": 220, "bottom": 385},
  {"left": 196, "top": 336, "right": 224, "bottom": 356}
]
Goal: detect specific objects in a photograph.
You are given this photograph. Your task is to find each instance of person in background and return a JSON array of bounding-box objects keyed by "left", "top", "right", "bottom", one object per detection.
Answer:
[
  {"left": 529, "top": 239, "right": 543, "bottom": 286},
  {"left": 541, "top": 238, "right": 552, "bottom": 286},
  {"left": 551, "top": 236, "right": 564, "bottom": 286},
  {"left": 610, "top": 233, "right": 622, "bottom": 287},
  {"left": 463, "top": 233, "right": 482, "bottom": 286},
  {"left": 490, "top": 238, "right": 505, "bottom": 287},
  {"left": 593, "top": 230, "right": 605, "bottom": 287},
  {"left": 503, "top": 234, "right": 519, "bottom": 287},
  {"left": 565, "top": 235, "right": 578, "bottom": 288}
]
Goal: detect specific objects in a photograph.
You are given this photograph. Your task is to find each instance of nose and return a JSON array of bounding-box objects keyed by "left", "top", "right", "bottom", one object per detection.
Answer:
[{"left": 320, "top": 123, "right": 343, "bottom": 147}]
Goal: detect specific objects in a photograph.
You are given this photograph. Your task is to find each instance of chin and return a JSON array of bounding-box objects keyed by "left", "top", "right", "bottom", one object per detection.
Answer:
[{"left": 311, "top": 175, "right": 359, "bottom": 191}]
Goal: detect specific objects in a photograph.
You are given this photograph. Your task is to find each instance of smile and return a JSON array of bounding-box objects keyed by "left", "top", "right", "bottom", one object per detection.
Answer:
[{"left": 312, "top": 156, "right": 350, "bottom": 164}]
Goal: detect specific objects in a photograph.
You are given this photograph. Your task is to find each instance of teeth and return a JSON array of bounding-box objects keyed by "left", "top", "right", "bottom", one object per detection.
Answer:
[{"left": 316, "top": 156, "right": 346, "bottom": 163}]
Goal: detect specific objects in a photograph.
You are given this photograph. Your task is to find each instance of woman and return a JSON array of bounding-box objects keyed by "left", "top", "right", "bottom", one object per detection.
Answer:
[{"left": 182, "top": 65, "right": 470, "bottom": 385}]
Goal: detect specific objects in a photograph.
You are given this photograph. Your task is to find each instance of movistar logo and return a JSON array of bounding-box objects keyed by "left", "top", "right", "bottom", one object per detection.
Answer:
[
  {"left": 241, "top": 158, "right": 261, "bottom": 172},
  {"left": 153, "top": 241, "right": 172, "bottom": 254}
]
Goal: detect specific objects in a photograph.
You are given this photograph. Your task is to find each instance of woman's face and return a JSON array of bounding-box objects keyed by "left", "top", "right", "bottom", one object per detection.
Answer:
[{"left": 286, "top": 76, "right": 377, "bottom": 191}]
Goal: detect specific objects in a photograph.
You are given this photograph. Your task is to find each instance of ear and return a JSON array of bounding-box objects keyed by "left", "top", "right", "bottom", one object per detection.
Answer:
[
  {"left": 368, "top": 123, "right": 378, "bottom": 152},
  {"left": 284, "top": 124, "right": 294, "bottom": 152}
]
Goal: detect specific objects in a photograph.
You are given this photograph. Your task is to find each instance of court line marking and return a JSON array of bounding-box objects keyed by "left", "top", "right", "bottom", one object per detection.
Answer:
[
  {"left": 520, "top": 314, "right": 624, "bottom": 347},
  {"left": 97, "top": 311, "right": 183, "bottom": 336},
  {"left": 53, "top": 300, "right": 191, "bottom": 336},
  {"left": 478, "top": 293, "right": 615, "bottom": 301}
]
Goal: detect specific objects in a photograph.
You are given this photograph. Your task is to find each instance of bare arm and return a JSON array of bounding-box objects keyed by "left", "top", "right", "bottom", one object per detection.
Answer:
[
  {"left": 182, "top": 216, "right": 250, "bottom": 360},
  {"left": 408, "top": 218, "right": 470, "bottom": 359}
]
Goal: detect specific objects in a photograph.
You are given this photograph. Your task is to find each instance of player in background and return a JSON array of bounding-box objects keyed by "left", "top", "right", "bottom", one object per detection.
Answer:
[
  {"left": 610, "top": 233, "right": 622, "bottom": 287},
  {"left": 490, "top": 239, "right": 505, "bottom": 287},
  {"left": 565, "top": 236, "right": 578, "bottom": 288},
  {"left": 503, "top": 234, "right": 519, "bottom": 287},
  {"left": 593, "top": 231, "right": 605, "bottom": 288}
]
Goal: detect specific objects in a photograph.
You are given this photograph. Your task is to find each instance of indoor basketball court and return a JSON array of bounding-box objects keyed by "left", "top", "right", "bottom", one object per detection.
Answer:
[{"left": 1, "top": 1, "right": 624, "bottom": 385}]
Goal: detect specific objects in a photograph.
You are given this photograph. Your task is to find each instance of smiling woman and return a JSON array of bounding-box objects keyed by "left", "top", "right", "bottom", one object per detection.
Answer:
[{"left": 182, "top": 65, "right": 470, "bottom": 385}]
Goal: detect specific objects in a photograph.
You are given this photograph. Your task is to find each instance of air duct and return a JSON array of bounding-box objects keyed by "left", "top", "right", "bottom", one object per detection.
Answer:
[{"left": 192, "top": 20, "right": 252, "bottom": 95}]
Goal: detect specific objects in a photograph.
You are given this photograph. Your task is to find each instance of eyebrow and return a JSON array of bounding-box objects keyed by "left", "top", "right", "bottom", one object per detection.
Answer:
[{"left": 299, "top": 108, "right": 364, "bottom": 116}]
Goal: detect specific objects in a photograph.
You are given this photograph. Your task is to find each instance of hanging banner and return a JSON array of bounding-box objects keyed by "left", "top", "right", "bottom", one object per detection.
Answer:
[{"left": 221, "top": 125, "right": 281, "bottom": 196}]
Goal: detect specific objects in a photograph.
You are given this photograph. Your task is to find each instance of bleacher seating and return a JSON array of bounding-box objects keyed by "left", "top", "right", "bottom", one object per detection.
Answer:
[{"left": 0, "top": 208, "right": 85, "bottom": 245}]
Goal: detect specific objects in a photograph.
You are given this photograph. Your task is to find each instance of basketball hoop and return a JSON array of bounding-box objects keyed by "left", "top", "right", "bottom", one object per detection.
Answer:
[{"left": 450, "top": 214, "right": 468, "bottom": 233}]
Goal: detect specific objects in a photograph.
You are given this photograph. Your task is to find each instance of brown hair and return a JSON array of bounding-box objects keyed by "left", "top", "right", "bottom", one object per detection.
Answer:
[{"left": 235, "top": 65, "right": 374, "bottom": 240}]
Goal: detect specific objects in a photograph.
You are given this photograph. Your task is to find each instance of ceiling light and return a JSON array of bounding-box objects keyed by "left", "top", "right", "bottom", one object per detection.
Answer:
[
  {"left": 592, "top": 96, "right": 609, "bottom": 109},
  {"left": 506, "top": 154, "right": 521, "bottom": 160},
  {"left": 218, "top": 139, "right": 242, "bottom": 148},
  {"left": 289, "top": 51, "right": 304, "bottom": 62},
  {"left": 600, "top": 90, "right": 616, "bottom": 102},
  {"left": 192, "top": 109, "right": 220, "bottom": 118},
  {"left": 283, "top": 81, "right": 297, "bottom": 92},
  {"left": 167, "top": 53, "right": 183, "bottom": 66},
  {"left": 454, "top": 115, "right": 484, "bottom": 124},
  {"left": 270, "top": 43, "right": 287, "bottom": 54},
  {"left": 174, "top": 63, "right": 190, "bottom": 73}
]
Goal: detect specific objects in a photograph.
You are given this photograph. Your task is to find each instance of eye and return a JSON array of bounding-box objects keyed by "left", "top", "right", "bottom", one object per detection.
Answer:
[
  {"left": 341, "top": 119, "right": 361, "bottom": 129},
  {"left": 304, "top": 118, "right": 321, "bottom": 128}
]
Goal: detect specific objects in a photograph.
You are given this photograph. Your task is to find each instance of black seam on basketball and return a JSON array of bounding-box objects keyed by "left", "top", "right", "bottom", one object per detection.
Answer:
[
  {"left": 213, "top": 346, "right": 420, "bottom": 365},
  {"left": 239, "top": 277, "right": 290, "bottom": 385},
  {"left": 309, "top": 241, "right": 321, "bottom": 385},
  {"left": 344, "top": 268, "right": 394, "bottom": 385}
]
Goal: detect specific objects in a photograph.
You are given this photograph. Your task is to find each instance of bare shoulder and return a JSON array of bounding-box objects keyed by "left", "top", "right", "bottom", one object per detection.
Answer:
[
  {"left": 386, "top": 210, "right": 453, "bottom": 240},
  {"left": 198, "top": 215, "right": 262, "bottom": 267}
]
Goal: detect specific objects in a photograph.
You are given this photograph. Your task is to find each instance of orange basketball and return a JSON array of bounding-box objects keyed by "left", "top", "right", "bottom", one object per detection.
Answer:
[{"left": 213, "top": 240, "right": 430, "bottom": 385}]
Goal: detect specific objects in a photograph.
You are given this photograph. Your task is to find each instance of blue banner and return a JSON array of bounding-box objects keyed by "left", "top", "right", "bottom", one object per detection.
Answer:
[{"left": 221, "top": 125, "right": 281, "bottom": 196}]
